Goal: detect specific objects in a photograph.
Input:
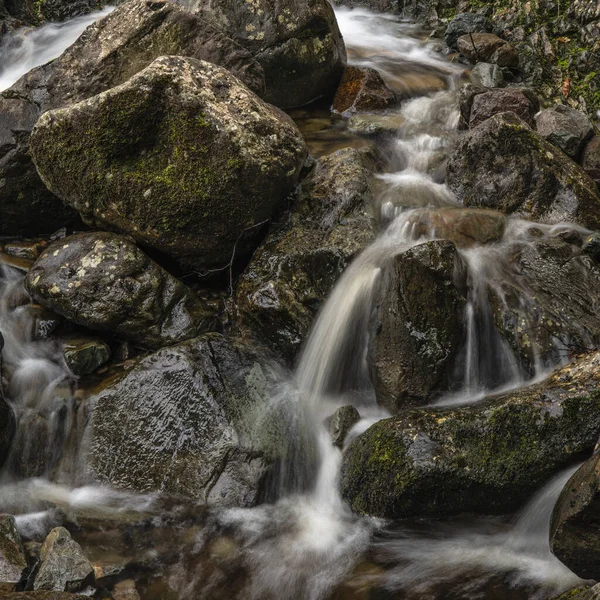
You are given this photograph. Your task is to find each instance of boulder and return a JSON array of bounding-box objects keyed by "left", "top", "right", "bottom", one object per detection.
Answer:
[
  {"left": 347, "top": 113, "right": 406, "bottom": 136},
  {"left": 340, "top": 351, "right": 600, "bottom": 519},
  {"left": 368, "top": 240, "right": 467, "bottom": 412},
  {"left": 32, "top": 527, "right": 93, "bottom": 592},
  {"left": 550, "top": 452, "right": 600, "bottom": 580},
  {"left": 457, "top": 33, "right": 519, "bottom": 68},
  {"left": 535, "top": 105, "right": 594, "bottom": 160},
  {"left": 0, "top": 515, "right": 26, "bottom": 588},
  {"left": 328, "top": 406, "right": 360, "bottom": 448},
  {"left": 446, "top": 112, "right": 600, "bottom": 229},
  {"left": 30, "top": 56, "right": 307, "bottom": 273},
  {"left": 236, "top": 148, "right": 375, "bottom": 363},
  {"left": 583, "top": 136, "right": 600, "bottom": 187},
  {"left": 83, "top": 334, "right": 290, "bottom": 506},
  {"left": 0, "top": 0, "right": 268, "bottom": 237},
  {"left": 469, "top": 88, "right": 539, "bottom": 128},
  {"left": 174, "top": 0, "right": 346, "bottom": 108},
  {"left": 470, "top": 62, "right": 503, "bottom": 88},
  {"left": 25, "top": 232, "right": 216, "bottom": 350},
  {"left": 332, "top": 66, "right": 396, "bottom": 117},
  {"left": 63, "top": 338, "right": 110, "bottom": 376},
  {"left": 444, "top": 13, "right": 492, "bottom": 51}
]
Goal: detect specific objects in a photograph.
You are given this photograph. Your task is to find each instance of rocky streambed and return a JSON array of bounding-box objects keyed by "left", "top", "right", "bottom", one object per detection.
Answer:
[{"left": 0, "top": 1, "right": 600, "bottom": 599}]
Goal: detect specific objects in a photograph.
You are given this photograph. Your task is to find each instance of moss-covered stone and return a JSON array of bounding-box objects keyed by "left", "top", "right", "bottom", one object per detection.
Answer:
[
  {"left": 340, "top": 351, "right": 600, "bottom": 518},
  {"left": 29, "top": 56, "right": 307, "bottom": 273}
]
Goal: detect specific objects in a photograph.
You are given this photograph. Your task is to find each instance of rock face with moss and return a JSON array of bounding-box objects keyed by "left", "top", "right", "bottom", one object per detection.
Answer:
[
  {"left": 550, "top": 447, "right": 600, "bottom": 580},
  {"left": 340, "top": 351, "right": 600, "bottom": 519},
  {"left": 0, "top": 515, "right": 26, "bottom": 587},
  {"left": 447, "top": 112, "right": 600, "bottom": 229},
  {"left": 368, "top": 240, "right": 467, "bottom": 413},
  {"left": 0, "top": 0, "right": 267, "bottom": 237},
  {"left": 84, "top": 334, "right": 289, "bottom": 505},
  {"left": 25, "top": 232, "right": 216, "bottom": 350},
  {"left": 30, "top": 56, "right": 308, "bottom": 272},
  {"left": 174, "top": 0, "right": 346, "bottom": 108},
  {"left": 236, "top": 148, "right": 375, "bottom": 363}
]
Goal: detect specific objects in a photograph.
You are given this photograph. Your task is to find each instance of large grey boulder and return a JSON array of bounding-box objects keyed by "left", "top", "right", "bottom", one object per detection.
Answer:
[
  {"left": 32, "top": 527, "right": 93, "bottom": 592},
  {"left": 0, "top": 515, "right": 26, "bottom": 588},
  {"left": 368, "top": 240, "right": 467, "bottom": 413},
  {"left": 0, "top": 0, "right": 267, "bottom": 237},
  {"left": 341, "top": 351, "right": 600, "bottom": 519},
  {"left": 535, "top": 104, "right": 594, "bottom": 159},
  {"left": 25, "top": 232, "right": 216, "bottom": 350},
  {"left": 236, "top": 147, "right": 375, "bottom": 363},
  {"left": 447, "top": 112, "right": 600, "bottom": 229},
  {"left": 30, "top": 56, "right": 307, "bottom": 273},
  {"left": 174, "top": 0, "right": 346, "bottom": 107},
  {"left": 83, "top": 334, "right": 290, "bottom": 506}
]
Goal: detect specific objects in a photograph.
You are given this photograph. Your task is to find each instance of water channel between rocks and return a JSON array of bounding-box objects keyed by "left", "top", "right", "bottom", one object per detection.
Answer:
[{"left": 0, "top": 5, "right": 593, "bottom": 600}]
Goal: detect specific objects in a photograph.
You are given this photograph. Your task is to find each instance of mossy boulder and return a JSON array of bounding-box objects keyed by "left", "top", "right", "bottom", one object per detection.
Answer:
[
  {"left": 550, "top": 451, "right": 600, "bottom": 580},
  {"left": 84, "top": 334, "right": 290, "bottom": 506},
  {"left": 0, "top": 515, "right": 26, "bottom": 587},
  {"left": 447, "top": 112, "right": 600, "bottom": 229},
  {"left": 25, "top": 232, "right": 216, "bottom": 350},
  {"left": 236, "top": 147, "right": 375, "bottom": 363},
  {"left": 30, "top": 56, "right": 307, "bottom": 272},
  {"left": 0, "top": 0, "right": 267, "bottom": 237},
  {"left": 174, "top": 0, "right": 347, "bottom": 108},
  {"left": 340, "top": 351, "right": 600, "bottom": 519},
  {"left": 368, "top": 240, "right": 467, "bottom": 413}
]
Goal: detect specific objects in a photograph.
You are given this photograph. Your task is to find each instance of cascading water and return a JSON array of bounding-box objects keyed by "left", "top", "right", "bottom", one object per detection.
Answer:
[{"left": 0, "top": 5, "right": 593, "bottom": 600}]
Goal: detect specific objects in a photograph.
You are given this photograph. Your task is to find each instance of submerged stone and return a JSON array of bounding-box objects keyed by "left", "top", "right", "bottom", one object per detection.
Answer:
[
  {"left": 30, "top": 56, "right": 307, "bottom": 273},
  {"left": 341, "top": 352, "right": 600, "bottom": 518}
]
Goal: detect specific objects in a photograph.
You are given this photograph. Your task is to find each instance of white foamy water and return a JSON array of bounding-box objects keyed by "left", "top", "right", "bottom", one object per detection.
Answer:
[{"left": 0, "top": 6, "right": 113, "bottom": 91}]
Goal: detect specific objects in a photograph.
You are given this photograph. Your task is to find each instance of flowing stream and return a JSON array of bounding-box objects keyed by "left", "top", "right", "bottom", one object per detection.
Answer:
[{"left": 0, "top": 5, "right": 592, "bottom": 600}]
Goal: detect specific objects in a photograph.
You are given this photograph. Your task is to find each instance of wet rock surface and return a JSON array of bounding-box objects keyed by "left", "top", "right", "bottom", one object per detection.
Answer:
[
  {"left": 328, "top": 405, "right": 360, "bottom": 448},
  {"left": 31, "top": 527, "right": 94, "bottom": 592},
  {"left": 63, "top": 338, "right": 110, "bottom": 376},
  {"left": 332, "top": 66, "right": 396, "bottom": 117},
  {"left": 369, "top": 240, "right": 467, "bottom": 412},
  {"left": 30, "top": 56, "right": 307, "bottom": 273},
  {"left": 341, "top": 351, "right": 600, "bottom": 519},
  {"left": 25, "top": 232, "right": 216, "bottom": 350},
  {"left": 85, "top": 334, "right": 290, "bottom": 505},
  {"left": 236, "top": 147, "right": 375, "bottom": 363},
  {"left": 0, "top": 515, "right": 26, "bottom": 587},
  {"left": 457, "top": 33, "right": 519, "bottom": 68},
  {"left": 535, "top": 104, "right": 594, "bottom": 160},
  {"left": 447, "top": 112, "right": 600, "bottom": 229}
]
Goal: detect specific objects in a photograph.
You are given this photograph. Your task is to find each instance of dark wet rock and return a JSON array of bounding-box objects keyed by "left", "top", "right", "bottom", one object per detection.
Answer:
[
  {"left": 468, "top": 88, "right": 539, "bottom": 128},
  {"left": 328, "top": 406, "right": 361, "bottom": 448},
  {"left": 236, "top": 148, "right": 375, "bottom": 363},
  {"left": 332, "top": 66, "right": 395, "bottom": 117},
  {"left": 331, "top": 0, "right": 397, "bottom": 11},
  {"left": 582, "top": 136, "right": 600, "bottom": 187},
  {"left": 3, "top": 240, "right": 47, "bottom": 262},
  {"left": 369, "top": 240, "right": 467, "bottom": 413},
  {"left": 174, "top": 0, "right": 346, "bottom": 108},
  {"left": 347, "top": 113, "right": 406, "bottom": 136},
  {"left": 0, "top": 0, "right": 268, "bottom": 237},
  {"left": 0, "top": 398, "right": 15, "bottom": 470},
  {"left": 25, "top": 232, "right": 216, "bottom": 351},
  {"left": 31, "top": 527, "right": 94, "bottom": 592},
  {"left": 444, "top": 13, "right": 492, "bottom": 51},
  {"left": 63, "top": 338, "right": 110, "bottom": 376},
  {"left": 457, "top": 33, "right": 519, "bottom": 68},
  {"left": 0, "top": 515, "right": 26, "bottom": 587},
  {"left": 550, "top": 452, "right": 600, "bottom": 580},
  {"left": 535, "top": 105, "right": 594, "bottom": 160},
  {"left": 29, "top": 305, "right": 62, "bottom": 340},
  {"left": 0, "top": 0, "right": 106, "bottom": 30},
  {"left": 341, "top": 351, "right": 600, "bottom": 518},
  {"left": 583, "top": 233, "right": 600, "bottom": 262},
  {"left": 85, "top": 334, "right": 289, "bottom": 505},
  {"left": 0, "top": 592, "right": 89, "bottom": 599},
  {"left": 470, "top": 62, "right": 503, "bottom": 88},
  {"left": 487, "top": 234, "right": 600, "bottom": 375},
  {"left": 447, "top": 112, "right": 600, "bottom": 229},
  {"left": 30, "top": 56, "right": 307, "bottom": 273}
]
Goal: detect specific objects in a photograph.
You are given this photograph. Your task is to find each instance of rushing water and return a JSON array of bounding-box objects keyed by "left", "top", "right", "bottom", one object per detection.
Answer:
[{"left": 0, "top": 5, "right": 592, "bottom": 600}]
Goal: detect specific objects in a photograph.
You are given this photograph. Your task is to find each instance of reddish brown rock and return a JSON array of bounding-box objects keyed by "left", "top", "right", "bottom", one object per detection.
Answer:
[
  {"left": 469, "top": 88, "right": 539, "bottom": 128},
  {"left": 457, "top": 33, "right": 519, "bottom": 68},
  {"left": 332, "top": 66, "right": 395, "bottom": 117}
]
